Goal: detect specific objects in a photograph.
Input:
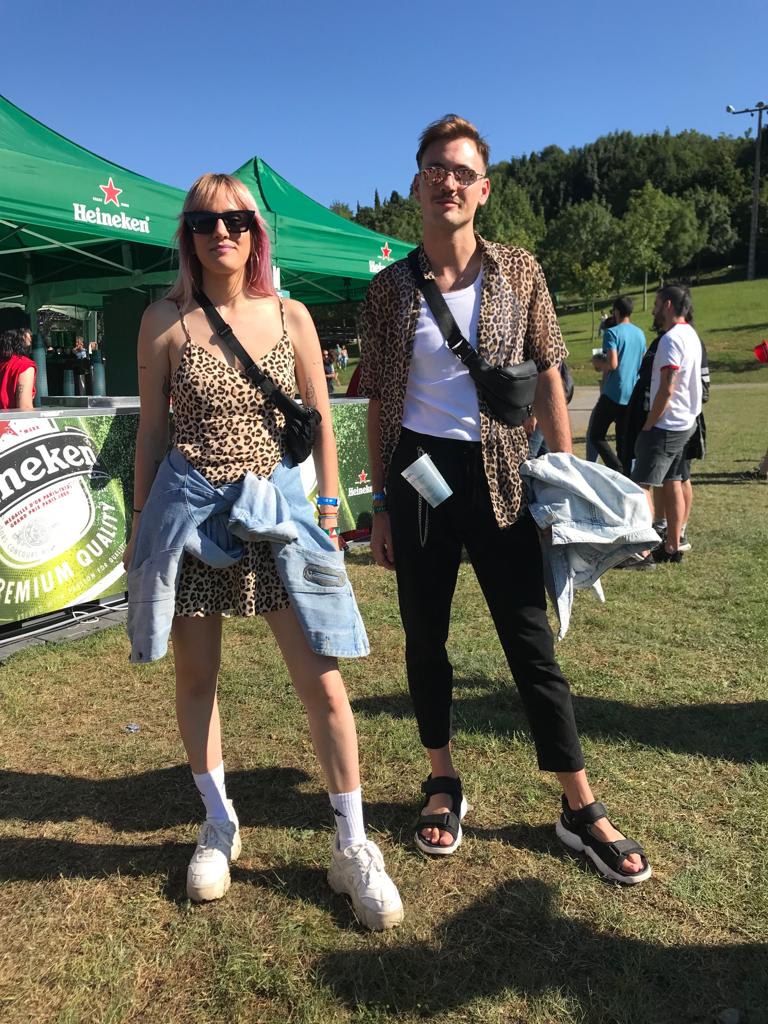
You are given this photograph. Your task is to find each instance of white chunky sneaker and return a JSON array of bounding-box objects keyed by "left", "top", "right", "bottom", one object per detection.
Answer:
[
  {"left": 327, "top": 838, "right": 404, "bottom": 931},
  {"left": 186, "top": 800, "right": 241, "bottom": 903}
]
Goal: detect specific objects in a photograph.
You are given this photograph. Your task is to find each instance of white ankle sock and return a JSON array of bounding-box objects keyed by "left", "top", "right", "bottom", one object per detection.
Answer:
[
  {"left": 329, "top": 787, "right": 366, "bottom": 849},
  {"left": 192, "top": 762, "right": 231, "bottom": 822}
]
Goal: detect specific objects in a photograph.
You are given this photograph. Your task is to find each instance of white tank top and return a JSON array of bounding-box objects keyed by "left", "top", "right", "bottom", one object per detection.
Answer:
[{"left": 403, "top": 270, "right": 482, "bottom": 441}]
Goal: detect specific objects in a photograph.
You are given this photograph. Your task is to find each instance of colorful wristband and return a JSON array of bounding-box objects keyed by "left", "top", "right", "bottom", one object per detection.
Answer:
[
  {"left": 320, "top": 526, "right": 339, "bottom": 539},
  {"left": 372, "top": 491, "right": 386, "bottom": 503},
  {"left": 316, "top": 496, "right": 339, "bottom": 507}
]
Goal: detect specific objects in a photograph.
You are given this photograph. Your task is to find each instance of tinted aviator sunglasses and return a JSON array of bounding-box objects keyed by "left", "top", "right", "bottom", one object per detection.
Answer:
[
  {"left": 184, "top": 209, "right": 256, "bottom": 234},
  {"left": 420, "top": 165, "right": 486, "bottom": 188}
]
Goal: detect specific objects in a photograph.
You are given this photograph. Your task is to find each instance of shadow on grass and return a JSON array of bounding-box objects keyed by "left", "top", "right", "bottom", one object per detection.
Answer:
[
  {"left": 707, "top": 360, "right": 765, "bottom": 374},
  {"left": 352, "top": 690, "right": 768, "bottom": 764},
  {"left": 316, "top": 877, "right": 767, "bottom": 1022},
  {"left": 691, "top": 469, "right": 764, "bottom": 484},
  {"left": 0, "top": 764, "right": 410, "bottom": 835},
  {"left": 0, "top": 834, "right": 373, "bottom": 928},
  {"left": 708, "top": 322, "right": 768, "bottom": 334}
]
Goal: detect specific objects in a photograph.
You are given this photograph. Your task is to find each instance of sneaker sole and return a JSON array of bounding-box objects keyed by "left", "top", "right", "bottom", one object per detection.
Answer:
[
  {"left": 555, "top": 819, "right": 652, "bottom": 885},
  {"left": 186, "top": 828, "right": 241, "bottom": 903},
  {"left": 187, "top": 868, "right": 232, "bottom": 902},
  {"left": 326, "top": 870, "right": 404, "bottom": 931}
]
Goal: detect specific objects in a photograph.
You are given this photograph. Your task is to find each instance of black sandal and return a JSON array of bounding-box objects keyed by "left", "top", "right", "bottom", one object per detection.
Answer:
[
  {"left": 414, "top": 775, "right": 468, "bottom": 856},
  {"left": 555, "top": 796, "right": 652, "bottom": 884}
]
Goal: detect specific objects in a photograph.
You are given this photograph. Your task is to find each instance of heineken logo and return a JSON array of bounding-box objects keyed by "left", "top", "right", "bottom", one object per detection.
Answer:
[
  {"left": 368, "top": 241, "right": 394, "bottom": 275},
  {"left": 347, "top": 469, "right": 372, "bottom": 498},
  {"left": 72, "top": 177, "right": 151, "bottom": 234},
  {"left": 0, "top": 429, "right": 108, "bottom": 515},
  {"left": 99, "top": 177, "right": 123, "bottom": 206}
]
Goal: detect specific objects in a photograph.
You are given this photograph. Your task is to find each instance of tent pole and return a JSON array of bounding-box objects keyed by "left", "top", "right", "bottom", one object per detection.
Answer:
[
  {"left": 0, "top": 220, "right": 134, "bottom": 274},
  {"left": 287, "top": 273, "right": 348, "bottom": 302}
]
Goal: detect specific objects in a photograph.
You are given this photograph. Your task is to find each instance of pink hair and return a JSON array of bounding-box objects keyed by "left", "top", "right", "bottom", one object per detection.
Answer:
[{"left": 167, "top": 173, "right": 275, "bottom": 308}]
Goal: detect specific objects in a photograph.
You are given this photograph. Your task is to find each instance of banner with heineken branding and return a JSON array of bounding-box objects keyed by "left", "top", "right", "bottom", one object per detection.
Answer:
[
  {"left": 0, "top": 401, "right": 372, "bottom": 629},
  {"left": 0, "top": 414, "right": 134, "bottom": 625},
  {"left": 299, "top": 400, "right": 372, "bottom": 534}
]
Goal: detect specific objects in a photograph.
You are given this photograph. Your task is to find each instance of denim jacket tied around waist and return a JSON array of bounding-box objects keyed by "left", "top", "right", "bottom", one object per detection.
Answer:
[
  {"left": 519, "top": 453, "right": 661, "bottom": 639},
  {"left": 127, "top": 448, "right": 369, "bottom": 663}
]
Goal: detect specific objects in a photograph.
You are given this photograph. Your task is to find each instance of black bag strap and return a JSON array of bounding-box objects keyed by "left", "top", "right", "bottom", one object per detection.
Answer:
[
  {"left": 193, "top": 287, "right": 279, "bottom": 398},
  {"left": 407, "top": 249, "right": 480, "bottom": 368}
]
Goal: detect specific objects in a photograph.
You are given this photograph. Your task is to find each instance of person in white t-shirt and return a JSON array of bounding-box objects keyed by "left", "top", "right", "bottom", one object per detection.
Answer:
[{"left": 631, "top": 285, "right": 702, "bottom": 562}]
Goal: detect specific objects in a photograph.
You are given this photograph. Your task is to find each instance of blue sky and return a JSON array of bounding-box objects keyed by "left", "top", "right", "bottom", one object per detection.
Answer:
[{"left": 4, "top": 0, "right": 766, "bottom": 210}]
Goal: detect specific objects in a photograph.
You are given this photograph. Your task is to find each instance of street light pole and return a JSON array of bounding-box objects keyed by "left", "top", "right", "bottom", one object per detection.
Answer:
[{"left": 727, "top": 101, "right": 766, "bottom": 281}]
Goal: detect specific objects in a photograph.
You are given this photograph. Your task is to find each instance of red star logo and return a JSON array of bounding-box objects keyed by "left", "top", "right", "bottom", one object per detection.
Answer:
[
  {"left": 0, "top": 423, "right": 18, "bottom": 438},
  {"left": 99, "top": 177, "right": 123, "bottom": 206},
  {"left": 358, "top": 470, "right": 368, "bottom": 483},
  {"left": 380, "top": 242, "right": 392, "bottom": 260}
]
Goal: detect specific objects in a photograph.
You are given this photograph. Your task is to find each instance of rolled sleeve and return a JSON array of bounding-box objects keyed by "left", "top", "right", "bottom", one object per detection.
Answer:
[{"left": 525, "top": 261, "right": 568, "bottom": 371}]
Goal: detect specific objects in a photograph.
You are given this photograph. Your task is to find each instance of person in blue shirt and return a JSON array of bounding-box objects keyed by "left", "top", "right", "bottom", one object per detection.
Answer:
[{"left": 588, "top": 296, "right": 646, "bottom": 473}]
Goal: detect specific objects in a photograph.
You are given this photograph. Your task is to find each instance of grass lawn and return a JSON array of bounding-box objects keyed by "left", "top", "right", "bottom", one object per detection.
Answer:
[
  {"left": 1, "top": 387, "right": 766, "bottom": 1024},
  {"left": 557, "top": 276, "right": 768, "bottom": 387}
]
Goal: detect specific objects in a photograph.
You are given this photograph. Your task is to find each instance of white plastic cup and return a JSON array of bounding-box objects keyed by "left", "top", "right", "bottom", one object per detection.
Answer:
[
  {"left": 592, "top": 347, "right": 604, "bottom": 357},
  {"left": 401, "top": 453, "right": 453, "bottom": 508}
]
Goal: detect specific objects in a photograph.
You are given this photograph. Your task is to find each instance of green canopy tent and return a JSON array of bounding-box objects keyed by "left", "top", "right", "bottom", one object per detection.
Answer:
[
  {"left": 233, "top": 157, "right": 412, "bottom": 304},
  {"left": 0, "top": 94, "right": 185, "bottom": 313}
]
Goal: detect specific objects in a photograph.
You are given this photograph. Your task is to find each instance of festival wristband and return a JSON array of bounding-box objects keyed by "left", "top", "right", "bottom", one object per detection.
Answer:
[
  {"left": 372, "top": 491, "right": 386, "bottom": 503},
  {"left": 316, "top": 496, "right": 339, "bottom": 507},
  {"left": 320, "top": 526, "right": 339, "bottom": 539}
]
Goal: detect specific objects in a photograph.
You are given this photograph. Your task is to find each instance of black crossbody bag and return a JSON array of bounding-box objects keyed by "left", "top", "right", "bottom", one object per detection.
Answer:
[
  {"left": 194, "top": 288, "right": 321, "bottom": 465},
  {"left": 407, "top": 249, "right": 538, "bottom": 427}
]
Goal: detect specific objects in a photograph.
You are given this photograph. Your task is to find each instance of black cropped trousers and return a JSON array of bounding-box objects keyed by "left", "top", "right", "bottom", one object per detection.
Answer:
[{"left": 387, "top": 428, "right": 584, "bottom": 773}]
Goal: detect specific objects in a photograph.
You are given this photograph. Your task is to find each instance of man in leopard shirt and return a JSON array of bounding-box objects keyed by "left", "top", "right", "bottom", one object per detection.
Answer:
[{"left": 358, "top": 114, "right": 650, "bottom": 884}]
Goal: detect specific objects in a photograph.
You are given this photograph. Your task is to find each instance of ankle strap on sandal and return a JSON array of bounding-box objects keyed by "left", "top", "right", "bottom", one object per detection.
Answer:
[
  {"left": 422, "top": 775, "right": 463, "bottom": 800},
  {"left": 562, "top": 798, "right": 607, "bottom": 825}
]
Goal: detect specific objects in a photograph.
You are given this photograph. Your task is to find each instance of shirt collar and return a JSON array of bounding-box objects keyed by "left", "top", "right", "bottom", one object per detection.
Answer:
[{"left": 415, "top": 233, "right": 499, "bottom": 281}]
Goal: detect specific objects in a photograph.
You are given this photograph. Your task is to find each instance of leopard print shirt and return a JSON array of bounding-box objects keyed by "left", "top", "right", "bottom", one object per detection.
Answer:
[
  {"left": 172, "top": 303, "right": 293, "bottom": 617},
  {"left": 359, "top": 236, "right": 567, "bottom": 529}
]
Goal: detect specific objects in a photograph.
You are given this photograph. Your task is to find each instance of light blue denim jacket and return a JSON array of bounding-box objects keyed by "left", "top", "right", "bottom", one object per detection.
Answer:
[
  {"left": 127, "top": 448, "right": 369, "bottom": 663},
  {"left": 519, "top": 453, "right": 660, "bottom": 639}
]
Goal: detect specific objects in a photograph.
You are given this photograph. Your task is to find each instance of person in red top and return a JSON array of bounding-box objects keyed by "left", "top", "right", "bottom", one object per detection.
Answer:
[{"left": 0, "top": 327, "right": 36, "bottom": 410}]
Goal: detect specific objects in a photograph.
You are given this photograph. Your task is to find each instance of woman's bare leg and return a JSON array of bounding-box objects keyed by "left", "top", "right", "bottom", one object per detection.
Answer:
[
  {"left": 172, "top": 614, "right": 223, "bottom": 773},
  {"left": 264, "top": 605, "right": 359, "bottom": 793}
]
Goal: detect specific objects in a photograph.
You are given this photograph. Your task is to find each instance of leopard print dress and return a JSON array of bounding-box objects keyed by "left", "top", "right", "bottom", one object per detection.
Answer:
[{"left": 171, "top": 301, "right": 293, "bottom": 617}]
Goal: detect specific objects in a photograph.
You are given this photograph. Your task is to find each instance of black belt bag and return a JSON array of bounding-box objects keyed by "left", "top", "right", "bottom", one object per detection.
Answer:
[
  {"left": 194, "top": 288, "right": 321, "bottom": 465},
  {"left": 407, "top": 249, "right": 538, "bottom": 427}
]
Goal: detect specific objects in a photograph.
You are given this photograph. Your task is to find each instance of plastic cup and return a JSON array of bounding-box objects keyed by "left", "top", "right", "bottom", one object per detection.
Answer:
[
  {"left": 401, "top": 453, "right": 453, "bottom": 508},
  {"left": 753, "top": 341, "right": 768, "bottom": 364},
  {"left": 592, "top": 348, "right": 604, "bottom": 357}
]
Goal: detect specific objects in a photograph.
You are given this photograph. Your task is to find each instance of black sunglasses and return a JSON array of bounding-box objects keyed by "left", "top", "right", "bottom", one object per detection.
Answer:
[{"left": 184, "top": 209, "right": 256, "bottom": 235}]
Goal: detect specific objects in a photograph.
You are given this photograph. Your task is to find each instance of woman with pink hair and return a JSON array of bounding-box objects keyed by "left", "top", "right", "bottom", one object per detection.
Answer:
[{"left": 124, "top": 174, "right": 402, "bottom": 930}]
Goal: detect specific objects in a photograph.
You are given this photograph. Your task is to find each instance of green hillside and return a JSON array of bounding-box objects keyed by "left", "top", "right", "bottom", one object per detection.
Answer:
[{"left": 559, "top": 276, "right": 768, "bottom": 384}]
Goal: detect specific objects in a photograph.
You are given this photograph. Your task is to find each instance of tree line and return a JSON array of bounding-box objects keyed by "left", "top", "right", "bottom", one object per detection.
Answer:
[{"left": 331, "top": 129, "right": 767, "bottom": 303}]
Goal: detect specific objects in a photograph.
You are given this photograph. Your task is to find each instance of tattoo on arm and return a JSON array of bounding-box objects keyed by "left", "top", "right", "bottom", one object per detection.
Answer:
[{"left": 305, "top": 378, "right": 316, "bottom": 408}]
